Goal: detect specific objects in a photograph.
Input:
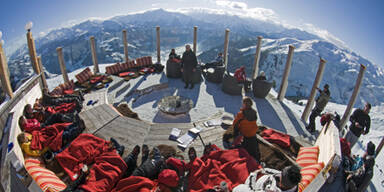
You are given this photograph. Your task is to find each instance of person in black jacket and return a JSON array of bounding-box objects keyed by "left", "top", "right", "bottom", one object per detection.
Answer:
[
  {"left": 181, "top": 44, "right": 197, "bottom": 89},
  {"left": 345, "top": 141, "right": 375, "bottom": 192},
  {"left": 344, "top": 102, "right": 371, "bottom": 147}
]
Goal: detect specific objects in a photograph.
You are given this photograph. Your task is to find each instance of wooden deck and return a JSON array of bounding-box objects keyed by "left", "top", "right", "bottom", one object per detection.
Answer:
[{"left": 79, "top": 104, "right": 227, "bottom": 161}]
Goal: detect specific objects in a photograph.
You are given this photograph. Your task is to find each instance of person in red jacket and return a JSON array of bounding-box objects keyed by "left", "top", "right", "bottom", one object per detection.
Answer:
[
  {"left": 234, "top": 66, "right": 251, "bottom": 92},
  {"left": 233, "top": 96, "right": 260, "bottom": 161}
]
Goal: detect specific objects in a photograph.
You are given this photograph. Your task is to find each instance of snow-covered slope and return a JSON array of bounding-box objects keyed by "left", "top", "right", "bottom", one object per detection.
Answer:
[{"left": 5, "top": 9, "right": 384, "bottom": 106}]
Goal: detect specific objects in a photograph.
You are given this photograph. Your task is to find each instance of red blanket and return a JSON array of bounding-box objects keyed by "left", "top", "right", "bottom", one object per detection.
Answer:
[
  {"left": 56, "top": 134, "right": 127, "bottom": 192},
  {"left": 24, "top": 119, "right": 41, "bottom": 133},
  {"left": 112, "top": 176, "right": 156, "bottom": 192},
  {"left": 46, "top": 102, "right": 77, "bottom": 114},
  {"left": 188, "top": 148, "right": 261, "bottom": 192},
  {"left": 261, "top": 128, "right": 291, "bottom": 148},
  {"left": 112, "top": 176, "right": 173, "bottom": 192},
  {"left": 30, "top": 122, "right": 71, "bottom": 151}
]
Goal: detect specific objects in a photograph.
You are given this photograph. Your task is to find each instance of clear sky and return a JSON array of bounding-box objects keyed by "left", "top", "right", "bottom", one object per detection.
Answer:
[{"left": 0, "top": 0, "right": 383, "bottom": 66}]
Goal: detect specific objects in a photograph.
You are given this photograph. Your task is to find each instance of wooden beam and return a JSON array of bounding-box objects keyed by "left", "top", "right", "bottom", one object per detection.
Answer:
[
  {"left": 376, "top": 136, "right": 384, "bottom": 156},
  {"left": 277, "top": 45, "right": 295, "bottom": 101},
  {"left": 122, "top": 29, "right": 129, "bottom": 63},
  {"left": 339, "top": 64, "right": 366, "bottom": 129},
  {"left": 301, "top": 58, "right": 327, "bottom": 121},
  {"left": 193, "top": 26, "right": 197, "bottom": 54},
  {"left": 90, "top": 36, "right": 99, "bottom": 73},
  {"left": 223, "top": 29, "right": 230, "bottom": 70},
  {"left": 252, "top": 36, "right": 263, "bottom": 79},
  {"left": 26, "top": 31, "right": 40, "bottom": 74},
  {"left": 0, "top": 42, "right": 14, "bottom": 98},
  {"left": 56, "top": 47, "right": 69, "bottom": 83},
  {"left": 156, "top": 26, "right": 161, "bottom": 64},
  {"left": 37, "top": 56, "right": 48, "bottom": 90}
]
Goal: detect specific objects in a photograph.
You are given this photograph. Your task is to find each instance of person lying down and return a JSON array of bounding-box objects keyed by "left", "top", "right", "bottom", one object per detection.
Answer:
[{"left": 232, "top": 165, "right": 302, "bottom": 192}]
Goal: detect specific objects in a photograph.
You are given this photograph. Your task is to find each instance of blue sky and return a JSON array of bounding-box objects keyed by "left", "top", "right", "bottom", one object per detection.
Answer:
[{"left": 0, "top": 0, "right": 383, "bottom": 66}]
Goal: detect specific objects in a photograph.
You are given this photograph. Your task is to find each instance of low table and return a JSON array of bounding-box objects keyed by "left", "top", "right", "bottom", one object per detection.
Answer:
[{"left": 158, "top": 96, "right": 194, "bottom": 115}]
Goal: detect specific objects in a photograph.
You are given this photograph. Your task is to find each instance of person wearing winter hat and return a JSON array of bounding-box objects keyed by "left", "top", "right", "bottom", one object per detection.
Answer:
[{"left": 306, "top": 84, "right": 330, "bottom": 133}]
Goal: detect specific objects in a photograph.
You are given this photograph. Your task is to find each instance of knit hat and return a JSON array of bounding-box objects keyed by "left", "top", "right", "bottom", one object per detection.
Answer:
[
  {"left": 158, "top": 169, "right": 179, "bottom": 188},
  {"left": 367, "top": 141, "right": 375, "bottom": 156}
]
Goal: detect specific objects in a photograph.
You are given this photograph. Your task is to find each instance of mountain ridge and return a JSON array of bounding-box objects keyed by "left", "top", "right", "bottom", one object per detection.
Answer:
[{"left": 4, "top": 8, "right": 384, "bottom": 106}]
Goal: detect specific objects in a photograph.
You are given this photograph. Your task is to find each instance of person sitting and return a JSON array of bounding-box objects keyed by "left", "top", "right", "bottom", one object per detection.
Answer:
[
  {"left": 255, "top": 71, "right": 267, "bottom": 80},
  {"left": 202, "top": 52, "right": 224, "bottom": 70},
  {"left": 23, "top": 103, "right": 76, "bottom": 126},
  {"left": 169, "top": 48, "right": 181, "bottom": 62},
  {"left": 233, "top": 97, "right": 260, "bottom": 161},
  {"left": 18, "top": 119, "right": 85, "bottom": 154},
  {"left": 233, "top": 165, "right": 302, "bottom": 192},
  {"left": 18, "top": 132, "right": 49, "bottom": 157},
  {"left": 345, "top": 141, "right": 375, "bottom": 192},
  {"left": 234, "top": 66, "right": 252, "bottom": 91},
  {"left": 42, "top": 88, "right": 83, "bottom": 110}
]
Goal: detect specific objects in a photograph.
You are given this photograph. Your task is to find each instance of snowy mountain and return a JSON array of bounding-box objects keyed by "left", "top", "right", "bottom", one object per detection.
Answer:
[{"left": 5, "top": 8, "right": 384, "bottom": 106}]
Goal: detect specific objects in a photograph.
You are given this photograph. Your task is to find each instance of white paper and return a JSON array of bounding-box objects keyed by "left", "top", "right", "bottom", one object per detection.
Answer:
[
  {"left": 204, "top": 119, "right": 222, "bottom": 127},
  {"left": 169, "top": 128, "right": 181, "bottom": 141},
  {"left": 189, "top": 126, "right": 203, "bottom": 135}
]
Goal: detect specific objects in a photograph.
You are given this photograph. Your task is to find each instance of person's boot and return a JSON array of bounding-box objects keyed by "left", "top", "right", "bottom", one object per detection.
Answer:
[
  {"left": 110, "top": 137, "right": 125, "bottom": 156},
  {"left": 184, "top": 83, "right": 189, "bottom": 89},
  {"left": 189, "top": 83, "right": 194, "bottom": 89},
  {"left": 141, "top": 144, "right": 149, "bottom": 165}
]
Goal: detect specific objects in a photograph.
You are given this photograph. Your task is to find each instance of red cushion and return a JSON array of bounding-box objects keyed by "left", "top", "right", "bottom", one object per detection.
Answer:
[
  {"left": 119, "top": 72, "right": 135, "bottom": 77},
  {"left": 298, "top": 162, "right": 324, "bottom": 192},
  {"left": 296, "top": 146, "right": 319, "bottom": 167},
  {"left": 63, "top": 89, "right": 74, "bottom": 95}
]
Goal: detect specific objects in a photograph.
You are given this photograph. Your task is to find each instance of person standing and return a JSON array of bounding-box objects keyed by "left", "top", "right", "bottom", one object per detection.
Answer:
[
  {"left": 233, "top": 97, "right": 260, "bottom": 161},
  {"left": 344, "top": 102, "right": 371, "bottom": 147},
  {"left": 306, "top": 84, "right": 330, "bottom": 132},
  {"left": 181, "top": 45, "right": 197, "bottom": 89}
]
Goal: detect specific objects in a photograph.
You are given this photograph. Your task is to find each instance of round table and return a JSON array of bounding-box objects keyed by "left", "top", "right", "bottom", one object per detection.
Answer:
[{"left": 158, "top": 96, "right": 194, "bottom": 115}]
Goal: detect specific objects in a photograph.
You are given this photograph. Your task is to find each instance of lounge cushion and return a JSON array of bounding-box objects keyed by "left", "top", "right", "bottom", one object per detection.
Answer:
[
  {"left": 106, "top": 63, "right": 122, "bottom": 75},
  {"left": 296, "top": 146, "right": 319, "bottom": 168},
  {"left": 298, "top": 162, "right": 325, "bottom": 192},
  {"left": 25, "top": 157, "right": 67, "bottom": 192},
  {"left": 75, "top": 67, "right": 93, "bottom": 84}
]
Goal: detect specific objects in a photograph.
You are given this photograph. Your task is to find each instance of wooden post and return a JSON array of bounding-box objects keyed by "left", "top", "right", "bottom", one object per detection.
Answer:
[
  {"left": 277, "top": 45, "right": 295, "bottom": 101},
  {"left": 252, "top": 36, "right": 263, "bottom": 79},
  {"left": 156, "top": 26, "right": 161, "bottom": 63},
  {"left": 193, "top": 26, "right": 197, "bottom": 54},
  {"left": 339, "top": 64, "right": 366, "bottom": 129},
  {"left": 376, "top": 136, "right": 384, "bottom": 156},
  {"left": 0, "top": 42, "right": 14, "bottom": 98},
  {"left": 56, "top": 47, "right": 69, "bottom": 83},
  {"left": 26, "top": 31, "right": 40, "bottom": 74},
  {"left": 37, "top": 56, "right": 48, "bottom": 90},
  {"left": 301, "top": 58, "right": 327, "bottom": 121},
  {"left": 223, "top": 29, "right": 230, "bottom": 70},
  {"left": 90, "top": 36, "right": 99, "bottom": 73},
  {"left": 122, "top": 29, "right": 129, "bottom": 63}
]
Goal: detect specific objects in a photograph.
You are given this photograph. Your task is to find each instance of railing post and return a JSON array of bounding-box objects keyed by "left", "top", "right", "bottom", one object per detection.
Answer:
[
  {"left": 339, "top": 64, "right": 366, "bottom": 129},
  {"left": 90, "top": 36, "right": 99, "bottom": 73},
  {"left": 223, "top": 29, "right": 230, "bottom": 70},
  {"left": 122, "top": 29, "right": 129, "bottom": 63},
  {"left": 26, "top": 30, "right": 40, "bottom": 74},
  {"left": 37, "top": 56, "right": 48, "bottom": 90},
  {"left": 56, "top": 47, "right": 69, "bottom": 83},
  {"left": 193, "top": 26, "right": 198, "bottom": 54},
  {"left": 376, "top": 137, "right": 384, "bottom": 157},
  {"left": 0, "top": 41, "right": 14, "bottom": 98},
  {"left": 301, "top": 58, "right": 327, "bottom": 121},
  {"left": 278, "top": 45, "right": 295, "bottom": 101},
  {"left": 156, "top": 26, "right": 161, "bottom": 64},
  {"left": 252, "top": 36, "right": 263, "bottom": 79}
]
